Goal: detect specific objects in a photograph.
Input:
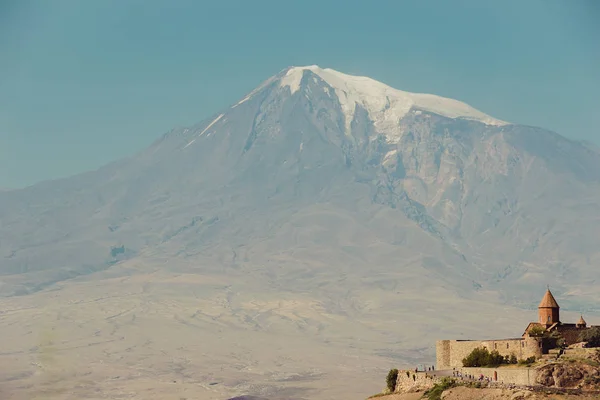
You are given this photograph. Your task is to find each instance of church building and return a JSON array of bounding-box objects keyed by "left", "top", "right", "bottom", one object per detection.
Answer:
[
  {"left": 522, "top": 288, "right": 593, "bottom": 346},
  {"left": 436, "top": 289, "right": 596, "bottom": 370}
]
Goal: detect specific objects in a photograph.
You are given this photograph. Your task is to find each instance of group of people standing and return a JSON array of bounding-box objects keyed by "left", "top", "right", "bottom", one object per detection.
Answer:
[
  {"left": 414, "top": 365, "right": 435, "bottom": 373},
  {"left": 452, "top": 370, "right": 494, "bottom": 382}
]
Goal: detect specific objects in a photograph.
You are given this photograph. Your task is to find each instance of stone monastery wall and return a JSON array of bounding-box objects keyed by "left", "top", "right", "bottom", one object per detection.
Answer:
[
  {"left": 394, "top": 367, "right": 539, "bottom": 391},
  {"left": 459, "top": 367, "right": 538, "bottom": 386},
  {"left": 436, "top": 337, "right": 542, "bottom": 370},
  {"left": 394, "top": 370, "right": 439, "bottom": 393}
]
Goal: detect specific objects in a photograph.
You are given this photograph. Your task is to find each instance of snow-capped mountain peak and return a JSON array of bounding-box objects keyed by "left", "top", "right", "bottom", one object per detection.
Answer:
[{"left": 277, "top": 65, "right": 507, "bottom": 135}]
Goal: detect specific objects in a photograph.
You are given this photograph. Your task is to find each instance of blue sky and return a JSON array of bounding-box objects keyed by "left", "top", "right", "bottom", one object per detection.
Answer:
[{"left": 1, "top": 0, "right": 599, "bottom": 188}]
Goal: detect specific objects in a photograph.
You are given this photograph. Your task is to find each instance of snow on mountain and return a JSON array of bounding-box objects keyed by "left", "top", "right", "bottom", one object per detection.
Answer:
[
  {"left": 1, "top": 65, "right": 599, "bottom": 312},
  {"left": 2, "top": 64, "right": 600, "bottom": 400},
  {"left": 276, "top": 65, "right": 507, "bottom": 140}
]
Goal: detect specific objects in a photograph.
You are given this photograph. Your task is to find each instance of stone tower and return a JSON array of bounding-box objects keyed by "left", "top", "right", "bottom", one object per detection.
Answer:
[{"left": 538, "top": 288, "right": 560, "bottom": 327}]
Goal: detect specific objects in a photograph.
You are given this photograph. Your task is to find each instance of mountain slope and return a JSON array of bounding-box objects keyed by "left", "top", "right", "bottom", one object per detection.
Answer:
[
  {"left": 2, "top": 66, "right": 599, "bottom": 308},
  {"left": 2, "top": 65, "right": 600, "bottom": 399}
]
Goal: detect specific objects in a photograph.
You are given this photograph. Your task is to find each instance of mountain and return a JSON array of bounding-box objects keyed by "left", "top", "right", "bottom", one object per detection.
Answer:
[
  {"left": 1, "top": 65, "right": 600, "bottom": 399},
  {"left": 2, "top": 65, "right": 599, "bottom": 302}
]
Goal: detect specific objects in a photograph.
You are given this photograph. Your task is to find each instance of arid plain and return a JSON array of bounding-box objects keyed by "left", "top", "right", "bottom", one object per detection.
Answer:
[{"left": 0, "top": 256, "right": 551, "bottom": 400}]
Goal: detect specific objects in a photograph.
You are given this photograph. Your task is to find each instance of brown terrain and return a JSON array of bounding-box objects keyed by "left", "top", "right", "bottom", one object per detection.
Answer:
[
  {"left": 375, "top": 386, "right": 600, "bottom": 400},
  {"left": 436, "top": 387, "right": 598, "bottom": 400},
  {"left": 0, "top": 261, "right": 391, "bottom": 400},
  {"left": 1, "top": 259, "right": 598, "bottom": 400},
  {"left": 372, "top": 350, "right": 600, "bottom": 400}
]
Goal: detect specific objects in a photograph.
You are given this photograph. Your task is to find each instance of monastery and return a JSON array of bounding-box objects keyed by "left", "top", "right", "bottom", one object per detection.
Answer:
[{"left": 436, "top": 289, "right": 596, "bottom": 370}]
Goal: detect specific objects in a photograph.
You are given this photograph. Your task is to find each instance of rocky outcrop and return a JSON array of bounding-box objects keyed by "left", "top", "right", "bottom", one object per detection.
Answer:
[
  {"left": 439, "top": 386, "right": 598, "bottom": 399},
  {"left": 535, "top": 362, "right": 600, "bottom": 389}
]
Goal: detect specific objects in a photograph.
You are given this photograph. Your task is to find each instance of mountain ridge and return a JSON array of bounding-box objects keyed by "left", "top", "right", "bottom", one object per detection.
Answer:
[
  {"left": 277, "top": 65, "right": 507, "bottom": 129},
  {"left": 1, "top": 66, "right": 599, "bottom": 307},
  {"left": 1, "top": 65, "right": 600, "bottom": 399}
]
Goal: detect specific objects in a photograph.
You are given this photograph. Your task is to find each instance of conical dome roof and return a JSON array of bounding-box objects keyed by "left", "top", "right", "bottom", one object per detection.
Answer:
[
  {"left": 538, "top": 289, "right": 560, "bottom": 308},
  {"left": 578, "top": 315, "right": 587, "bottom": 326}
]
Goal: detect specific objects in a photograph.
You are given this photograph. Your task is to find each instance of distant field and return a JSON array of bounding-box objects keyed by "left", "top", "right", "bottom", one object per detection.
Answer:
[{"left": 0, "top": 257, "right": 565, "bottom": 400}]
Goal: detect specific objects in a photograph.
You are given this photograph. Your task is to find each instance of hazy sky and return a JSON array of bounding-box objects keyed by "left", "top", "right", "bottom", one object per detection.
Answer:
[{"left": 1, "top": 0, "right": 599, "bottom": 188}]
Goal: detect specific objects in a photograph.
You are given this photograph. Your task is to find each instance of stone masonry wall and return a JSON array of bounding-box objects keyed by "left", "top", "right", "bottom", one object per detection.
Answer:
[
  {"left": 458, "top": 367, "right": 538, "bottom": 386},
  {"left": 436, "top": 337, "right": 542, "bottom": 369},
  {"left": 394, "top": 367, "right": 539, "bottom": 392},
  {"left": 394, "top": 370, "right": 439, "bottom": 393},
  {"left": 436, "top": 340, "right": 451, "bottom": 371}
]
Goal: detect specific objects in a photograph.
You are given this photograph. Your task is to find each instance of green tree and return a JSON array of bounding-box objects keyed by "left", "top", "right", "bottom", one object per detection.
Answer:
[
  {"left": 386, "top": 368, "right": 399, "bottom": 392},
  {"left": 528, "top": 325, "right": 545, "bottom": 337},
  {"left": 462, "top": 347, "right": 491, "bottom": 367},
  {"left": 579, "top": 327, "right": 600, "bottom": 348},
  {"left": 488, "top": 350, "right": 505, "bottom": 367},
  {"left": 462, "top": 347, "right": 511, "bottom": 367},
  {"left": 539, "top": 329, "right": 565, "bottom": 350}
]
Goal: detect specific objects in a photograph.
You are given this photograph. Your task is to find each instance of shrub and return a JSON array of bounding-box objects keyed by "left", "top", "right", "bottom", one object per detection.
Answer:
[
  {"left": 488, "top": 350, "right": 505, "bottom": 367},
  {"left": 528, "top": 325, "right": 546, "bottom": 337},
  {"left": 424, "top": 377, "right": 456, "bottom": 400},
  {"left": 517, "top": 356, "right": 537, "bottom": 366},
  {"left": 462, "top": 347, "right": 510, "bottom": 367},
  {"left": 542, "top": 329, "right": 566, "bottom": 349},
  {"left": 528, "top": 356, "right": 536, "bottom": 363},
  {"left": 581, "top": 359, "right": 599, "bottom": 367},
  {"left": 579, "top": 327, "right": 600, "bottom": 348},
  {"left": 386, "top": 369, "right": 398, "bottom": 392},
  {"left": 462, "top": 347, "right": 491, "bottom": 367},
  {"left": 509, "top": 354, "right": 518, "bottom": 364}
]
